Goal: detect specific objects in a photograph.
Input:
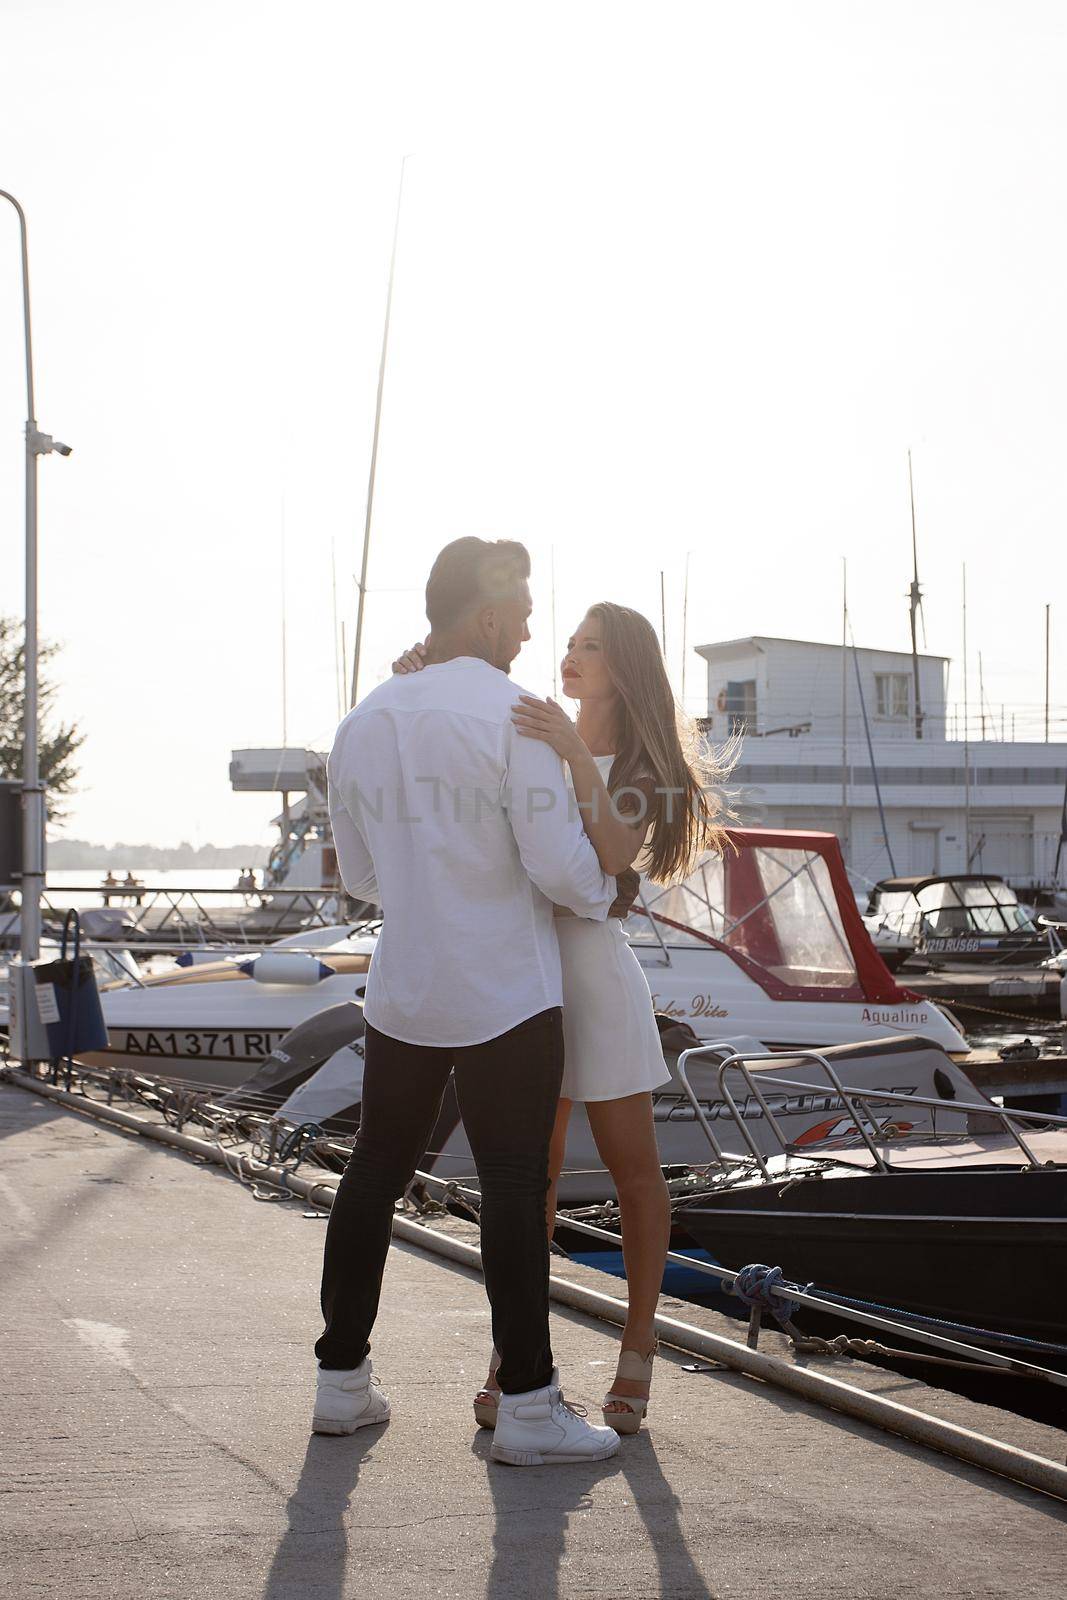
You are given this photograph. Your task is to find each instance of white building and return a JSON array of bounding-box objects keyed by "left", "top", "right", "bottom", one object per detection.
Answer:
[{"left": 697, "top": 636, "right": 1067, "bottom": 891}]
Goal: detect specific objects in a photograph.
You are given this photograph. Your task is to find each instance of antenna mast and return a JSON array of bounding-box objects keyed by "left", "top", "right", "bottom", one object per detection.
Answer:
[
  {"left": 907, "top": 449, "right": 925, "bottom": 739},
  {"left": 349, "top": 158, "right": 408, "bottom": 709}
]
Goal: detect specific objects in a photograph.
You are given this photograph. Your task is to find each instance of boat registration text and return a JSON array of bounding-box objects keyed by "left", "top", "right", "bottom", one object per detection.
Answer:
[{"left": 113, "top": 1029, "right": 290, "bottom": 1060}]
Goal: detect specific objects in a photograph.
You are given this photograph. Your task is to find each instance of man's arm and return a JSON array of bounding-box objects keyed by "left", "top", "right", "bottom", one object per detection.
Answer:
[
  {"left": 502, "top": 724, "right": 614, "bottom": 919},
  {"left": 327, "top": 769, "right": 381, "bottom": 906}
]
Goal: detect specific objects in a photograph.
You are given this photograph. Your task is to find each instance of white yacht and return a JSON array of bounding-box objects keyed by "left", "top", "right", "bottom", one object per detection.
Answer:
[{"left": 77, "top": 827, "right": 966, "bottom": 1088}]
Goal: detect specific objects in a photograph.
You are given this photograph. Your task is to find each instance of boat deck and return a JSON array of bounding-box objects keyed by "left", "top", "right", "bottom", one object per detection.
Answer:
[
  {"left": 906, "top": 966, "right": 1063, "bottom": 1018},
  {"left": 1, "top": 1079, "right": 1064, "bottom": 1599}
]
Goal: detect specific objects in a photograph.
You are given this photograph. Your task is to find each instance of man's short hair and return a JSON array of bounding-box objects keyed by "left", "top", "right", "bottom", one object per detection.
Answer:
[{"left": 425, "top": 538, "right": 531, "bottom": 629}]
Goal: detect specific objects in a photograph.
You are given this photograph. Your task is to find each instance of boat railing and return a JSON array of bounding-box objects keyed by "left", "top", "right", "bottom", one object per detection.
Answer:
[
  {"left": 32, "top": 883, "right": 354, "bottom": 946},
  {"left": 672, "top": 1046, "right": 1067, "bottom": 1179},
  {"left": 635, "top": 882, "right": 673, "bottom": 966}
]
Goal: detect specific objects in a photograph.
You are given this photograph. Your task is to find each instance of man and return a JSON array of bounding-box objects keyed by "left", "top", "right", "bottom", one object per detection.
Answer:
[{"left": 313, "top": 537, "right": 624, "bottom": 1466}]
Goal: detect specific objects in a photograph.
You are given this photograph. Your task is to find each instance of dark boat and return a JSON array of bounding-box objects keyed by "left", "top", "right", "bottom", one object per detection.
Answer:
[
  {"left": 674, "top": 1160, "right": 1067, "bottom": 1353},
  {"left": 866, "top": 873, "right": 1062, "bottom": 970},
  {"left": 655, "top": 1039, "right": 1067, "bottom": 1367}
]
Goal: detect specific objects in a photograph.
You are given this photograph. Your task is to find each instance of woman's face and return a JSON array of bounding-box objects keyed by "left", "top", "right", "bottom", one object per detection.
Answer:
[{"left": 560, "top": 613, "right": 615, "bottom": 702}]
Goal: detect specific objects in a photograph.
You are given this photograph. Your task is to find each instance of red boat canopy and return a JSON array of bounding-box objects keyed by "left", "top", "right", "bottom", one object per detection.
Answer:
[{"left": 633, "top": 827, "right": 910, "bottom": 1005}]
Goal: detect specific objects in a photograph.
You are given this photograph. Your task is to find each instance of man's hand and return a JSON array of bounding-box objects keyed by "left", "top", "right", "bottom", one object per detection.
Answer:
[{"left": 608, "top": 867, "right": 640, "bottom": 920}]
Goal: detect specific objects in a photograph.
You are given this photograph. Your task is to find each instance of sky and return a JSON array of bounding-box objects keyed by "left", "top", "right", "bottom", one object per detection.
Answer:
[{"left": 1, "top": 0, "right": 1064, "bottom": 847}]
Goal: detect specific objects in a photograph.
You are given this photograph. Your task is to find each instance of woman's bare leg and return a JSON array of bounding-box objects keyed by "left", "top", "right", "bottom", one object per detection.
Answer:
[
  {"left": 586, "top": 1092, "right": 670, "bottom": 1405},
  {"left": 479, "top": 1096, "right": 572, "bottom": 1398}
]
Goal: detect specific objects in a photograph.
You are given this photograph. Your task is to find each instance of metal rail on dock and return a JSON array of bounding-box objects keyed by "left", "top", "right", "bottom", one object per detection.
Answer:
[
  {"left": 407, "top": 1165, "right": 1067, "bottom": 1391},
  {"left": 5, "top": 1053, "right": 1066, "bottom": 1398},
  {"left": 5, "top": 1059, "right": 1066, "bottom": 1503}
]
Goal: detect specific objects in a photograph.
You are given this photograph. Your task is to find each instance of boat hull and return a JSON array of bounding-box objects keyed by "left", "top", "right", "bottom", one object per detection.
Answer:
[
  {"left": 678, "top": 1167, "right": 1067, "bottom": 1349},
  {"left": 632, "top": 946, "right": 966, "bottom": 1052}
]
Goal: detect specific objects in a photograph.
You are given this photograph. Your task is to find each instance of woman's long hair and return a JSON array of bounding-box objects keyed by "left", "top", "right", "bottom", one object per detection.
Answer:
[{"left": 587, "top": 602, "right": 736, "bottom": 882}]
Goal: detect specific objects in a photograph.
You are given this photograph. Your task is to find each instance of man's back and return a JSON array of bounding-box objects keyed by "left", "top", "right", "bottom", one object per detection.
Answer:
[{"left": 329, "top": 655, "right": 612, "bottom": 1046}]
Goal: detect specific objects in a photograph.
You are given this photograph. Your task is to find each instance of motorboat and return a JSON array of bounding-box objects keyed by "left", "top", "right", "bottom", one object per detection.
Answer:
[
  {"left": 78, "top": 925, "right": 377, "bottom": 1087},
  {"left": 629, "top": 830, "right": 965, "bottom": 1053},
  {"left": 422, "top": 1031, "right": 998, "bottom": 1206},
  {"left": 223, "top": 1005, "right": 987, "bottom": 1206},
  {"left": 675, "top": 1158, "right": 1067, "bottom": 1353},
  {"left": 866, "top": 873, "right": 1064, "bottom": 970},
  {"left": 75, "top": 827, "right": 967, "bottom": 1089},
  {"left": 667, "top": 1045, "right": 1067, "bottom": 1361},
  {"left": 859, "top": 905, "right": 917, "bottom": 972}
]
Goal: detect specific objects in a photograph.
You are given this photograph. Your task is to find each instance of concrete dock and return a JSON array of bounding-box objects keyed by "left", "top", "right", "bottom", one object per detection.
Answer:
[{"left": 2, "top": 1078, "right": 1065, "bottom": 1600}]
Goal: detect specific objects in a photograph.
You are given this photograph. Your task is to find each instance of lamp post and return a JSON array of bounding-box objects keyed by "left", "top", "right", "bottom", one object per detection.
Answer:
[{"left": 1, "top": 190, "right": 72, "bottom": 963}]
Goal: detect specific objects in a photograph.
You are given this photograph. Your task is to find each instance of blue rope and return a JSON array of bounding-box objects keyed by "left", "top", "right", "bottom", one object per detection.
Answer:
[
  {"left": 729, "top": 1263, "right": 812, "bottom": 1329},
  {"left": 727, "top": 1262, "right": 1067, "bottom": 1359},
  {"left": 809, "top": 1285, "right": 1067, "bottom": 1357}
]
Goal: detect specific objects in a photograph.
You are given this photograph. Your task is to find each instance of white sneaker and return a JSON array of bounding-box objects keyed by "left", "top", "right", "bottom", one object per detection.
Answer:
[
  {"left": 312, "top": 1357, "right": 391, "bottom": 1435},
  {"left": 490, "top": 1369, "right": 620, "bottom": 1467}
]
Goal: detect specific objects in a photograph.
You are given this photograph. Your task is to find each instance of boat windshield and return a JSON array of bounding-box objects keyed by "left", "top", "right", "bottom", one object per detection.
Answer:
[
  {"left": 914, "top": 879, "right": 1037, "bottom": 936},
  {"left": 91, "top": 948, "right": 141, "bottom": 989},
  {"left": 867, "top": 889, "right": 922, "bottom": 939},
  {"left": 634, "top": 844, "right": 862, "bottom": 992}
]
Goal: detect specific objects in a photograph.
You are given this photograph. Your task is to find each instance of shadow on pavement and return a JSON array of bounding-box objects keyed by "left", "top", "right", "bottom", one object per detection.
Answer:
[
  {"left": 616, "top": 1430, "right": 718, "bottom": 1598},
  {"left": 475, "top": 1426, "right": 623, "bottom": 1600},
  {"left": 475, "top": 1424, "right": 714, "bottom": 1600},
  {"left": 261, "top": 1424, "right": 386, "bottom": 1600}
]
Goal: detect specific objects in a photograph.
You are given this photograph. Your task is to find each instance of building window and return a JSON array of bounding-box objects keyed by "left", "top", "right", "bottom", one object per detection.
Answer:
[
  {"left": 874, "top": 672, "right": 911, "bottom": 720},
  {"left": 725, "top": 679, "right": 757, "bottom": 734}
]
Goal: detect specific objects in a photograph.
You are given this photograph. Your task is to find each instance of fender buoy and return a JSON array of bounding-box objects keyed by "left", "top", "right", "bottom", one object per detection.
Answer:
[{"left": 239, "top": 952, "right": 335, "bottom": 986}]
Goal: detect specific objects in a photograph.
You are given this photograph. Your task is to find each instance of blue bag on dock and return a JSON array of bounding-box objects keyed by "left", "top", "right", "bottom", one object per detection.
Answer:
[{"left": 33, "top": 910, "right": 108, "bottom": 1060}]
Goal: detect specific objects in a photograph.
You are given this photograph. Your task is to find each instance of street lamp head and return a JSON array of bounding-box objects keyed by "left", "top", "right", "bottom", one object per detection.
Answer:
[{"left": 27, "top": 428, "right": 72, "bottom": 457}]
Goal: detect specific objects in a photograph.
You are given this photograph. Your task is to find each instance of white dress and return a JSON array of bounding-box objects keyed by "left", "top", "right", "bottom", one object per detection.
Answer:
[{"left": 556, "top": 754, "right": 672, "bottom": 1102}]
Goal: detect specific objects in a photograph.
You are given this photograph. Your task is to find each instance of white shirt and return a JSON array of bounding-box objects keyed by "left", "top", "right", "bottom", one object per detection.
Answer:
[{"left": 328, "top": 656, "right": 615, "bottom": 1046}]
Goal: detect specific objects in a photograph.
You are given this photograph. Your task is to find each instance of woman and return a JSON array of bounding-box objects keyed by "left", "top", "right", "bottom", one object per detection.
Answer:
[{"left": 392, "top": 603, "right": 730, "bottom": 1433}]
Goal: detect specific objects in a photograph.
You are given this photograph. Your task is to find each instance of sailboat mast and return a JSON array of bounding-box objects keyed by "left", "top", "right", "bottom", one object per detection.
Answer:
[
  {"left": 681, "top": 551, "right": 691, "bottom": 708},
  {"left": 280, "top": 494, "right": 289, "bottom": 747},
  {"left": 907, "top": 449, "right": 924, "bottom": 740},
  {"left": 1046, "top": 603, "right": 1051, "bottom": 743},
  {"left": 840, "top": 557, "right": 849, "bottom": 868},
  {"left": 962, "top": 563, "right": 972, "bottom": 868},
  {"left": 550, "top": 546, "right": 558, "bottom": 698},
  {"left": 331, "top": 539, "right": 343, "bottom": 723},
  {"left": 349, "top": 159, "right": 408, "bottom": 710}
]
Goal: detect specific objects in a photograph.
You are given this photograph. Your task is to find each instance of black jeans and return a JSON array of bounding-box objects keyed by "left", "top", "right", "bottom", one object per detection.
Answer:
[{"left": 315, "top": 1007, "right": 564, "bottom": 1395}]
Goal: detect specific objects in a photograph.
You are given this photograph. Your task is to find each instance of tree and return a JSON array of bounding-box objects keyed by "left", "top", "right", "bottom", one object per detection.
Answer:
[{"left": 0, "top": 615, "right": 85, "bottom": 824}]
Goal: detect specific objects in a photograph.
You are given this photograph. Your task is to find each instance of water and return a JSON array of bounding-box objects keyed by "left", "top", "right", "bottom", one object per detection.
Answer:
[{"left": 45, "top": 868, "right": 257, "bottom": 903}]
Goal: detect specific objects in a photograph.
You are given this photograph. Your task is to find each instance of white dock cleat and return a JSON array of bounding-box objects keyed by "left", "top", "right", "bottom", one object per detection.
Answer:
[
  {"left": 312, "top": 1357, "right": 391, "bottom": 1435},
  {"left": 490, "top": 1369, "right": 620, "bottom": 1466}
]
